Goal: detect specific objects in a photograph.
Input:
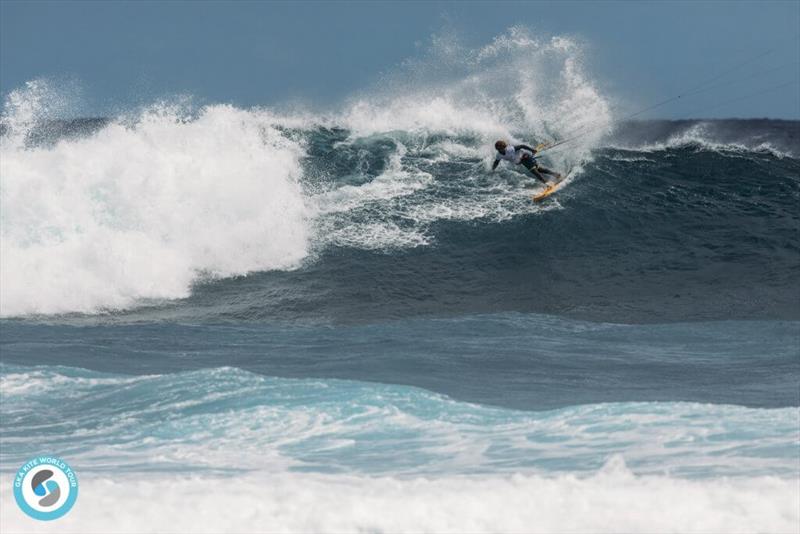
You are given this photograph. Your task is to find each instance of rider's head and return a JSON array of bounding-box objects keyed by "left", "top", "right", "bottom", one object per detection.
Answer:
[{"left": 494, "top": 140, "right": 507, "bottom": 152}]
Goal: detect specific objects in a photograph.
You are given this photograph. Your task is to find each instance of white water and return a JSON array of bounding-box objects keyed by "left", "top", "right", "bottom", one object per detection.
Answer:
[
  {"left": 1, "top": 465, "right": 797, "bottom": 534},
  {"left": 342, "top": 27, "right": 611, "bottom": 151},
  {"left": 1, "top": 98, "right": 311, "bottom": 316}
]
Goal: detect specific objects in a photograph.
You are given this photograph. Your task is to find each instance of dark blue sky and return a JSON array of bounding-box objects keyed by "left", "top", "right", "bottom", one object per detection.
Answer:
[{"left": 2, "top": 1, "right": 798, "bottom": 118}]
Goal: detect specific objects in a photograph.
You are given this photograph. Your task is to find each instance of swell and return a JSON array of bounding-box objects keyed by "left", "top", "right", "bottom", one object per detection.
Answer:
[
  {"left": 2, "top": 314, "right": 798, "bottom": 411},
  {"left": 57, "top": 127, "right": 797, "bottom": 325},
  {"left": 296, "top": 132, "right": 800, "bottom": 324}
]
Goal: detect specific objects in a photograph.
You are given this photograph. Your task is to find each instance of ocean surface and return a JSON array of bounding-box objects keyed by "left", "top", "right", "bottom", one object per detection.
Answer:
[{"left": 1, "top": 33, "right": 799, "bottom": 533}]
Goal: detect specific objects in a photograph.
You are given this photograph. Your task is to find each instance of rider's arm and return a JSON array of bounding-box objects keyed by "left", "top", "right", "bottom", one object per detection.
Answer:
[
  {"left": 514, "top": 144, "right": 537, "bottom": 154},
  {"left": 491, "top": 158, "right": 500, "bottom": 171}
]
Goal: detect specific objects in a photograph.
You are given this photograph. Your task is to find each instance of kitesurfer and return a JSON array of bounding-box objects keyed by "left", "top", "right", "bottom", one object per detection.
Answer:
[{"left": 491, "top": 140, "right": 561, "bottom": 184}]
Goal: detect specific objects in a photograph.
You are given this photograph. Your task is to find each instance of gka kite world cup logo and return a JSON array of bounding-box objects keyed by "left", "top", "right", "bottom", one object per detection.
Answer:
[{"left": 13, "top": 456, "right": 78, "bottom": 521}]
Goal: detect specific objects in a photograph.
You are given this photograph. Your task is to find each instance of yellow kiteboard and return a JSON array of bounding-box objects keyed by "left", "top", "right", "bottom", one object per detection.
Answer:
[{"left": 532, "top": 167, "right": 573, "bottom": 202}]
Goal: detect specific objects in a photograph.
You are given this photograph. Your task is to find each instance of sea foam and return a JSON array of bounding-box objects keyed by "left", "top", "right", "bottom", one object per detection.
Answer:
[{"left": 1, "top": 468, "right": 796, "bottom": 534}]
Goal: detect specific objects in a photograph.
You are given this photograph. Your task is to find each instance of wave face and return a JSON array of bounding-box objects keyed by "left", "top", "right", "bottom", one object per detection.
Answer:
[{"left": 5, "top": 115, "right": 797, "bottom": 322}]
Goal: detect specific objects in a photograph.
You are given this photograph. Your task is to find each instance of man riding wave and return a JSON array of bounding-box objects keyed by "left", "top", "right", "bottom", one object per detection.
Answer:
[{"left": 491, "top": 140, "right": 561, "bottom": 185}]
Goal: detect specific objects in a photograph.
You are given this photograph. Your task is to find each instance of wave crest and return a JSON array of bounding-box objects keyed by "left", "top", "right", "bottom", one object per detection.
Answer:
[{"left": 0, "top": 98, "right": 311, "bottom": 316}]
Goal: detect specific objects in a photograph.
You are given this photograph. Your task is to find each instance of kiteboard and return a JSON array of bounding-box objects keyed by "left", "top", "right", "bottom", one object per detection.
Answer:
[{"left": 532, "top": 167, "right": 573, "bottom": 202}]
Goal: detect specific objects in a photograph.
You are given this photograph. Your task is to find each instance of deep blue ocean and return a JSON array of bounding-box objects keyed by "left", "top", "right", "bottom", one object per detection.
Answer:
[{"left": 1, "top": 47, "right": 798, "bottom": 532}]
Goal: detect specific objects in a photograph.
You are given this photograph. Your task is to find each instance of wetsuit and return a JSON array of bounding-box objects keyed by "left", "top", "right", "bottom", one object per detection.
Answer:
[{"left": 492, "top": 144, "right": 560, "bottom": 184}]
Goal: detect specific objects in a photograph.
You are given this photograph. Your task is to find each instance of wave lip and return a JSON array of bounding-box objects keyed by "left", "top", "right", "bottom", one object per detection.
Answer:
[{"left": 605, "top": 118, "right": 800, "bottom": 157}]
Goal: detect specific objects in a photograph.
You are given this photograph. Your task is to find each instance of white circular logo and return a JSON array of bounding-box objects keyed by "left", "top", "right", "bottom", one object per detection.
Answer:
[{"left": 13, "top": 456, "right": 78, "bottom": 521}]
